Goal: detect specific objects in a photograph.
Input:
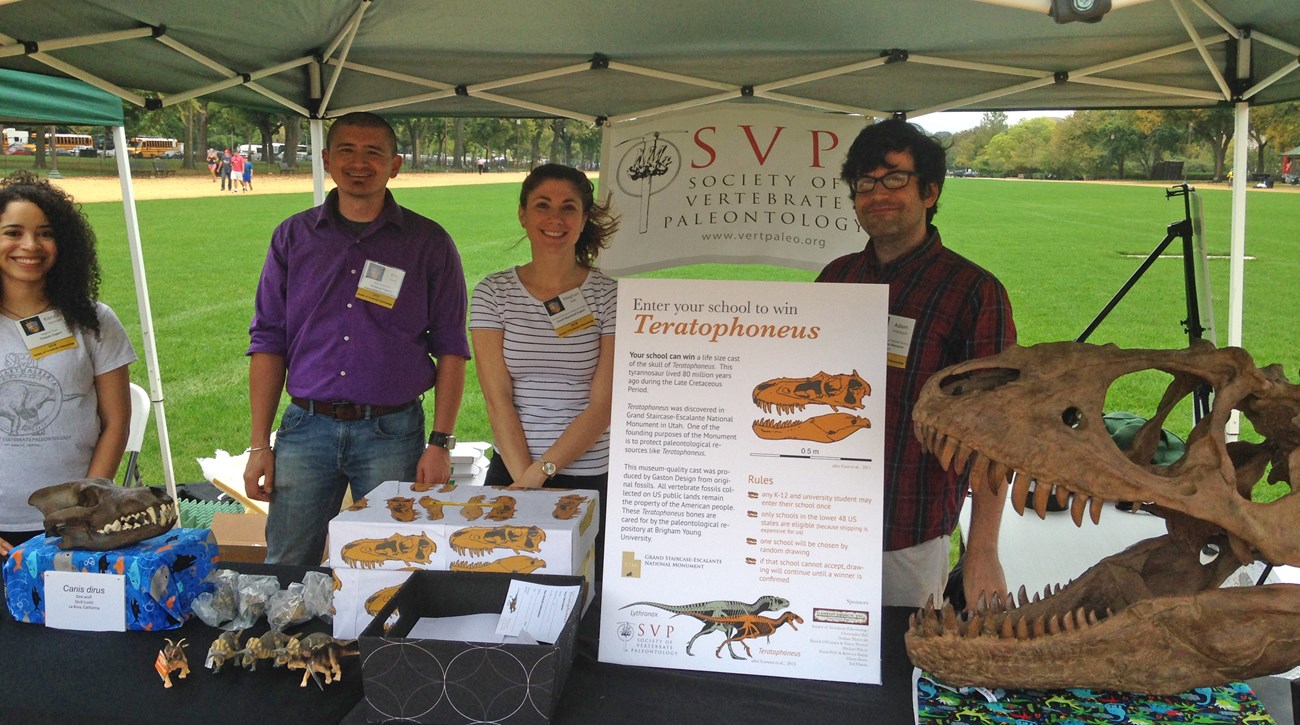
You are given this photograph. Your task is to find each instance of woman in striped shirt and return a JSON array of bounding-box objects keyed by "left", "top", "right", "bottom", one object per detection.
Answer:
[{"left": 470, "top": 164, "right": 619, "bottom": 497}]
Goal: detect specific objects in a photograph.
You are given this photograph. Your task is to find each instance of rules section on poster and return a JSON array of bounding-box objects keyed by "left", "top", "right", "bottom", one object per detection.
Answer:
[{"left": 599, "top": 278, "right": 888, "bottom": 685}]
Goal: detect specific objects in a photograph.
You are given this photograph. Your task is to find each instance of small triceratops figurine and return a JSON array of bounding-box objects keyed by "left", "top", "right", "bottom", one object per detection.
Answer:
[{"left": 28, "top": 478, "right": 177, "bottom": 550}]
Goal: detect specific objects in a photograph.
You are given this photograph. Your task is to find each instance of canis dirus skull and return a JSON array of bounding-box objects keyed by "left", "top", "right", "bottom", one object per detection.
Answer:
[{"left": 28, "top": 478, "right": 177, "bottom": 550}]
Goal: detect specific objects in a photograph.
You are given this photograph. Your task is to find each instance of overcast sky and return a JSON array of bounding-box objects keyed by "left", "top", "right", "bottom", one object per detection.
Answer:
[{"left": 910, "top": 110, "right": 1073, "bottom": 135}]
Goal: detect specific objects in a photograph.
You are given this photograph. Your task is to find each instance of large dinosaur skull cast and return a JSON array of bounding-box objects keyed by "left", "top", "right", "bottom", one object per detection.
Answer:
[
  {"left": 28, "top": 478, "right": 177, "bottom": 550},
  {"left": 905, "top": 341, "right": 1300, "bottom": 694}
]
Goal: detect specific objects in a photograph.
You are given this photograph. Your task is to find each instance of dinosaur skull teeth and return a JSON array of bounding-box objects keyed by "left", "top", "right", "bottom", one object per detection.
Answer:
[
  {"left": 756, "top": 402, "right": 805, "bottom": 415},
  {"left": 921, "top": 423, "right": 1121, "bottom": 528},
  {"left": 909, "top": 595, "right": 1107, "bottom": 641},
  {"left": 755, "top": 418, "right": 802, "bottom": 429}
]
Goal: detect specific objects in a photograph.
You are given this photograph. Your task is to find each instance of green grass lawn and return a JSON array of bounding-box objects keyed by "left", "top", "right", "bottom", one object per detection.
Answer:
[{"left": 82, "top": 179, "right": 1297, "bottom": 492}]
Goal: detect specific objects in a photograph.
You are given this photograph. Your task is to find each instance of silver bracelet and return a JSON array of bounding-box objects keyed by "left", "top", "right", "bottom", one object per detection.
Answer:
[{"left": 245, "top": 445, "right": 273, "bottom": 453}]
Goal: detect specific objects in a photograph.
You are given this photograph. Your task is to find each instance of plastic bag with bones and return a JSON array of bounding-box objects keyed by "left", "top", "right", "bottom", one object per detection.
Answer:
[{"left": 905, "top": 341, "right": 1300, "bottom": 694}]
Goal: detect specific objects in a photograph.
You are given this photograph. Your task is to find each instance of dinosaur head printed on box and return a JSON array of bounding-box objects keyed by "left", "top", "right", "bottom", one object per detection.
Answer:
[
  {"left": 28, "top": 478, "right": 177, "bottom": 550},
  {"left": 450, "top": 525, "right": 546, "bottom": 557},
  {"left": 904, "top": 341, "right": 1300, "bottom": 694},
  {"left": 340, "top": 532, "right": 436, "bottom": 569}
]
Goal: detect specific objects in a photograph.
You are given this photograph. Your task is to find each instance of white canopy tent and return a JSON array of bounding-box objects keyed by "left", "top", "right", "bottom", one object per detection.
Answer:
[{"left": 2, "top": 0, "right": 1298, "bottom": 467}]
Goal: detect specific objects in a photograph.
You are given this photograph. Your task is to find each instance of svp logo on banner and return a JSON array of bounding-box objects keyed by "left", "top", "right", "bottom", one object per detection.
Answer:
[{"left": 599, "top": 104, "right": 871, "bottom": 275}]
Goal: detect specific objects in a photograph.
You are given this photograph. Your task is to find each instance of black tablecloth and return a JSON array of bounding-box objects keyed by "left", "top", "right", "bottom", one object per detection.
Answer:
[
  {"left": 0, "top": 562, "right": 361, "bottom": 725},
  {"left": 553, "top": 595, "right": 915, "bottom": 724},
  {"left": 4, "top": 561, "right": 1291, "bottom": 725},
  {"left": 2, "top": 560, "right": 910, "bottom": 725},
  {"left": 340, "top": 586, "right": 917, "bottom": 725}
]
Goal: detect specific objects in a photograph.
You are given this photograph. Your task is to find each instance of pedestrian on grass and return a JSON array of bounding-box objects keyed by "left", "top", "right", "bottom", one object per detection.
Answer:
[
  {"left": 230, "top": 151, "right": 246, "bottom": 193},
  {"left": 220, "top": 150, "right": 233, "bottom": 191}
]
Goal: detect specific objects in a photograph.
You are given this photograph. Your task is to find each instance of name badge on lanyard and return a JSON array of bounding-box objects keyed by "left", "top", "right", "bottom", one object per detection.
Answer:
[
  {"left": 356, "top": 260, "right": 406, "bottom": 309},
  {"left": 887, "top": 314, "right": 915, "bottom": 369},
  {"left": 545, "top": 287, "right": 597, "bottom": 338},
  {"left": 16, "top": 310, "right": 78, "bottom": 360}
]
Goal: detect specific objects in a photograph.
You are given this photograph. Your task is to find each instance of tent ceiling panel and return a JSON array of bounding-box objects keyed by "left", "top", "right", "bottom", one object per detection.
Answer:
[{"left": 1, "top": 0, "right": 1297, "bottom": 123}]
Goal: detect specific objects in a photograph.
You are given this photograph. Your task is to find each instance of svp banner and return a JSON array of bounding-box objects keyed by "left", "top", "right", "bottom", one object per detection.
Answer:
[{"left": 598, "top": 104, "right": 870, "bottom": 275}]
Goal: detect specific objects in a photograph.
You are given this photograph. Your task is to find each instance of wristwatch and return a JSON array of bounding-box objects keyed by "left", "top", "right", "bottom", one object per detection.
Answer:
[
  {"left": 540, "top": 459, "right": 558, "bottom": 479},
  {"left": 427, "top": 431, "right": 456, "bottom": 450}
]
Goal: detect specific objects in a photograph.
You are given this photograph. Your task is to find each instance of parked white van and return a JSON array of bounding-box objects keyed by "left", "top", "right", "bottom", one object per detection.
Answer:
[{"left": 239, "top": 142, "right": 287, "bottom": 161}]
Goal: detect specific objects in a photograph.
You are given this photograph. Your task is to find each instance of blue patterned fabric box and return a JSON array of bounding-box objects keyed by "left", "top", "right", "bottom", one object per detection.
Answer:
[
  {"left": 916, "top": 671, "right": 1275, "bottom": 724},
  {"left": 3, "top": 528, "right": 217, "bottom": 631}
]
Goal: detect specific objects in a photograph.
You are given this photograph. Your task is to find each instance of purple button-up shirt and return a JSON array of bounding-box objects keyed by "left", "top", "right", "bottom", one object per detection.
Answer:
[{"left": 248, "top": 189, "right": 471, "bottom": 406}]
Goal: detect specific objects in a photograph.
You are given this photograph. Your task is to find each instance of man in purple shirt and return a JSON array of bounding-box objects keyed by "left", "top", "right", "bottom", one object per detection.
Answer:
[{"left": 245, "top": 112, "right": 470, "bottom": 566}]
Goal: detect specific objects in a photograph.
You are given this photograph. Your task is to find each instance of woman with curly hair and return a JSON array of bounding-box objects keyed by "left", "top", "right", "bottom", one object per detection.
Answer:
[
  {"left": 0, "top": 171, "right": 136, "bottom": 555},
  {"left": 470, "top": 164, "right": 619, "bottom": 496}
]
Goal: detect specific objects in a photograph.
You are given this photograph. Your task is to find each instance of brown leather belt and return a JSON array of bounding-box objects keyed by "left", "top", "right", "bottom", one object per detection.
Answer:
[{"left": 291, "top": 397, "right": 417, "bottom": 421}]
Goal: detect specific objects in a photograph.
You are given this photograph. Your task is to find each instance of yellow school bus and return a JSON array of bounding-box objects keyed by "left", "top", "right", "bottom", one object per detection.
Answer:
[
  {"left": 128, "top": 137, "right": 181, "bottom": 158},
  {"left": 22, "top": 132, "right": 94, "bottom": 154}
]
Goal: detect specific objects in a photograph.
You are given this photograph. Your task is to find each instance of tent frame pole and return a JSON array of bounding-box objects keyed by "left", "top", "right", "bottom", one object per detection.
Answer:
[
  {"left": 111, "top": 125, "right": 178, "bottom": 503},
  {"left": 311, "top": 118, "right": 326, "bottom": 206}
]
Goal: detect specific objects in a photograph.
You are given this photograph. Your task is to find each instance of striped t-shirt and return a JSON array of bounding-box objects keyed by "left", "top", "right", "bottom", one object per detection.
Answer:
[{"left": 469, "top": 267, "right": 618, "bottom": 475}]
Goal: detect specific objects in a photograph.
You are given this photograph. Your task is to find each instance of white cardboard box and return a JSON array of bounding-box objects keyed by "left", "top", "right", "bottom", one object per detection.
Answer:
[
  {"left": 333, "top": 568, "right": 415, "bottom": 639},
  {"left": 328, "top": 480, "right": 598, "bottom": 638},
  {"left": 450, "top": 442, "right": 491, "bottom": 485}
]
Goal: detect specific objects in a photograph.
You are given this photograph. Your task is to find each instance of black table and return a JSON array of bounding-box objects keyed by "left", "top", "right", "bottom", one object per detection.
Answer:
[
  {"left": 2, "top": 560, "right": 909, "bottom": 725},
  {"left": 0, "top": 562, "right": 361, "bottom": 725},
  {"left": 3, "top": 562, "right": 1292, "bottom": 725},
  {"left": 342, "top": 598, "right": 916, "bottom": 725},
  {"left": 551, "top": 595, "right": 916, "bottom": 725}
]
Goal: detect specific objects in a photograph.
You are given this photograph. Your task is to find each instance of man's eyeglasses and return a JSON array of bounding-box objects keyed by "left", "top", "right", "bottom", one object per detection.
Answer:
[{"left": 853, "top": 171, "right": 918, "bottom": 194}]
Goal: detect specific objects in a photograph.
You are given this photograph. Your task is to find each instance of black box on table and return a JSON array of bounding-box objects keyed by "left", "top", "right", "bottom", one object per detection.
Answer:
[{"left": 358, "top": 569, "right": 585, "bottom": 724}]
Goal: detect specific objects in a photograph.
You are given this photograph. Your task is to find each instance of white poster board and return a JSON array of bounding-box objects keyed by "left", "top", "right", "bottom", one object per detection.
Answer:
[
  {"left": 598, "top": 104, "right": 869, "bottom": 275},
  {"left": 598, "top": 278, "right": 888, "bottom": 685}
]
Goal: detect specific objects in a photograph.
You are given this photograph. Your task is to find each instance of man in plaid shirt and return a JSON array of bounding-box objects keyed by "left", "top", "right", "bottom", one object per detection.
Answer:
[{"left": 817, "top": 119, "right": 1016, "bottom": 609}]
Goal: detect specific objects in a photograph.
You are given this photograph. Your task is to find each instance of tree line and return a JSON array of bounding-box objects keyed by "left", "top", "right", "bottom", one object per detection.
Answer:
[
  {"left": 939, "top": 105, "right": 1299, "bottom": 181},
  {"left": 12, "top": 99, "right": 605, "bottom": 172},
  {"left": 155, "top": 103, "right": 606, "bottom": 172},
  {"left": 12, "top": 99, "right": 1298, "bottom": 181}
]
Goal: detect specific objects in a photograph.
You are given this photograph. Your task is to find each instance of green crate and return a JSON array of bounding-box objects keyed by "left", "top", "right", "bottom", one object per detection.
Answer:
[{"left": 178, "top": 498, "right": 245, "bottom": 529}]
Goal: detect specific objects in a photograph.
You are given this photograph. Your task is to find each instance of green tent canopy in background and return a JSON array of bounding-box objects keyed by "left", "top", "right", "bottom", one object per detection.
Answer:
[{"left": 0, "top": 67, "right": 122, "bottom": 126}]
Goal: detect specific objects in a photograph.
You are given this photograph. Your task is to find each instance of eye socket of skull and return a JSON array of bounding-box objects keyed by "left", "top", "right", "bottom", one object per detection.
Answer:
[
  {"left": 77, "top": 482, "right": 103, "bottom": 508},
  {"left": 938, "top": 367, "right": 1020, "bottom": 396},
  {"left": 1062, "top": 407, "right": 1084, "bottom": 429},
  {"left": 844, "top": 379, "right": 864, "bottom": 404},
  {"left": 1200, "top": 543, "right": 1222, "bottom": 565}
]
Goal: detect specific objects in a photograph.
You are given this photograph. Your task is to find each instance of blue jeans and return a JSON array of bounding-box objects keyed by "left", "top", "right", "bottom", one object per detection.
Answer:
[{"left": 264, "top": 402, "right": 424, "bottom": 566}]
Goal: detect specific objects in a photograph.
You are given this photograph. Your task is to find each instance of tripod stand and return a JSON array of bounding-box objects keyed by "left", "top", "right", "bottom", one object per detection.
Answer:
[{"left": 1076, "top": 183, "right": 1212, "bottom": 420}]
